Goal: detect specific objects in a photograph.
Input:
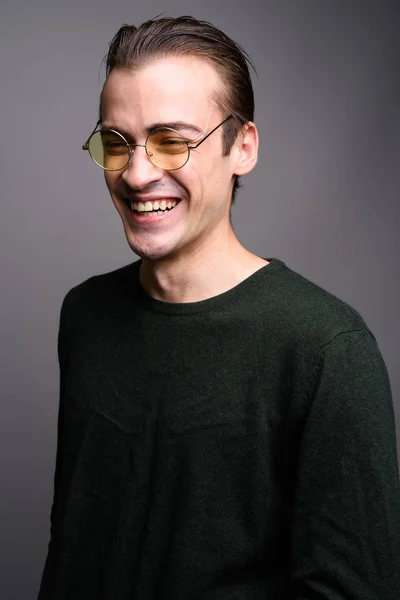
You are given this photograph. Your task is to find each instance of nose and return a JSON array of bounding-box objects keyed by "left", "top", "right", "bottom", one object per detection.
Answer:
[{"left": 121, "top": 145, "right": 164, "bottom": 189}]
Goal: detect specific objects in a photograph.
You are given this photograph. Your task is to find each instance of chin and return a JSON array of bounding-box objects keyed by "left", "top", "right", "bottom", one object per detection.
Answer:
[
  {"left": 120, "top": 208, "right": 188, "bottom": 262},
  {"left": 124, "top": 231, "right": 178, "bottom": 262},
  {"left": 131, "top": 248, "right": 168, "bottom": 261}
]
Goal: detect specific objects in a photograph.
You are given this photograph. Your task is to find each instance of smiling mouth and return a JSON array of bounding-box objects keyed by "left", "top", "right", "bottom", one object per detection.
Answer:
[{"left": 127, "top": 199, "right": 180, "bottom": 215}]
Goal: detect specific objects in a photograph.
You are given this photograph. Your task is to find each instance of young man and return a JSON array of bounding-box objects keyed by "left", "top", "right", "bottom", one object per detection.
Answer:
[{"left": 38, "top": 16, "right": 400, "bottom": 600}]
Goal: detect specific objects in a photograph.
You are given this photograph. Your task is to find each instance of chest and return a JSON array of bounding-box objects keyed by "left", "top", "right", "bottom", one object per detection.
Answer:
[{"left": 64, "top": 312, "right": 293, "bottom": 442}]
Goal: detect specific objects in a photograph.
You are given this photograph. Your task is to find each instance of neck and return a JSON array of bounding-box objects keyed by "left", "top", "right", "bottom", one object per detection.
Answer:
[{"left": 139, "top": 227, "right": 268, "bottom": 303}]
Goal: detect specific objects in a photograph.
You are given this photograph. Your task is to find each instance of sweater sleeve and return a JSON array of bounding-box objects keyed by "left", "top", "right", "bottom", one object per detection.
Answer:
[
  {"left": 48, "top": 291, "right": 73, "bottom": 541},
  {"left": 289, "top": 329, "right": 400, "bottom": 599},
  {"left": 38, "top": 287, "right": 80, "bottom": 599}
]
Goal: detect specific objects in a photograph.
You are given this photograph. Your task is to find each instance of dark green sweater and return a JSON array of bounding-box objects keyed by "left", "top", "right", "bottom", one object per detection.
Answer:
[{"left": 38, "top": 258, "right": 400, "bottom": 599}]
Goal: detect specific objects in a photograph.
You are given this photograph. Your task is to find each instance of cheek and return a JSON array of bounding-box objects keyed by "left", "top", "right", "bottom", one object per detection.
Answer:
[
  {"left": 104, "top": 173, "right": 126, "bottom": 208},
  {"left": 104, "top": 172, "right": 116, "bottom": 193},
  {"left": 103, "top": 174, "right": 125, "bottom": 213},
  {"left": 180, "top": 170, "right": 205, "bottom": 204},
  {"left": 180, "top": 155, "right": 216, "bottom": 193}
]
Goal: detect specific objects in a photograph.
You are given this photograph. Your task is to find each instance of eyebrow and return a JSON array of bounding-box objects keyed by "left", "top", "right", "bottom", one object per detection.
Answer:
[{"left": 101, "top": 121, "right": 204, "bottom": 138}]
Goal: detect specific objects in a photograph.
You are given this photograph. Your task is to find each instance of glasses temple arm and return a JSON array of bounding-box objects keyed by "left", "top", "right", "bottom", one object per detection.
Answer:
[
  {"left": 188, "top": 114, "right": 233, "bottom": 149},
  {"left": 82, "top": 120, "right": 101, "bottom": 150}
]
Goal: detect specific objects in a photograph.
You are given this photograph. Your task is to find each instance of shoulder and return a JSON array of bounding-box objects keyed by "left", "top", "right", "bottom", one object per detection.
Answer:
[
  {"left": 259, "top": 259, "right": 375, "bottom": 350},
  {"left": 60, "top": 260, "right": 141, "bottom": 318},
  {"left": 262, "top": 262, "right": 392, "bottom": 429}
]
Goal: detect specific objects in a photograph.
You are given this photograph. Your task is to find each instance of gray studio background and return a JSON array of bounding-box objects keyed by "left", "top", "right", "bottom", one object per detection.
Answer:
[{"left": 1, "top": 1, "right": 399, "bottom": 598}]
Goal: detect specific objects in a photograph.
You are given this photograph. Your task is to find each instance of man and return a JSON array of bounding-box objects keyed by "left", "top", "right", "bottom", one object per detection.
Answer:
[{"left": 38, "top": 16, "right": 400, "bottom": 599}]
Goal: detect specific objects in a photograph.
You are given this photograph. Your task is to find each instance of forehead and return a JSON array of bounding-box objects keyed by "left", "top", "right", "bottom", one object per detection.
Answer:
[{"left": 101, "top": 56, "right": 224, "bottom": 128}]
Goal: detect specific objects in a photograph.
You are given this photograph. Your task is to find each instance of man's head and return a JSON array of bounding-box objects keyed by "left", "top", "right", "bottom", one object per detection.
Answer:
[
  {"left": 102, "top": 18, "right": 256, "bottom": 192},
  {"left": 89, "top": 17, "right": 259, "bottom": 261}
]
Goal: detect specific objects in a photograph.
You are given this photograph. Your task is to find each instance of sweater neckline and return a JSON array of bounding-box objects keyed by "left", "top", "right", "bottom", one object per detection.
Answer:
[{"left": 134, "top": 258, "right": 286, "bottom": 316}]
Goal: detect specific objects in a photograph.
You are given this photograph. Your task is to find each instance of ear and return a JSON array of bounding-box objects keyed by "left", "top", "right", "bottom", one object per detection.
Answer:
[{"left": 233, "top": 121, "right": 259, "bottom": 177}]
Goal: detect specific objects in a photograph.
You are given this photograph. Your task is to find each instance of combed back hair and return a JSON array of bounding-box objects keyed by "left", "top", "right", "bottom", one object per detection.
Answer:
[{"left": 102, "top": 16, "right": 257, "bottom": 203}]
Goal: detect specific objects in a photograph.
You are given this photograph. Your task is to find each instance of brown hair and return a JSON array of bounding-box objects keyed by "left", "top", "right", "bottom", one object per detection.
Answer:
[{"left": 102, "top": 16, "right": 256, "bottom": 203}]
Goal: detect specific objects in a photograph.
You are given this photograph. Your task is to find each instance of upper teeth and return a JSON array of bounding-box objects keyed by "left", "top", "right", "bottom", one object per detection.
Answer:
[{"left": 131, "top": 200, "right": 177, "bottom": 212}]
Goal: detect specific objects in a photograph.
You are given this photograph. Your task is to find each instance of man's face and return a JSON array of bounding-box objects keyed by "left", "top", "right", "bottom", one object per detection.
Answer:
[{"left": 100, "top": 57, "right": 243, "bottom": 262}]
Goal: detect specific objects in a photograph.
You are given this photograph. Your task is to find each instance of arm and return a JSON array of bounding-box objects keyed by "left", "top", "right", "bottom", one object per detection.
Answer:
[
  {"left": 290, "top": 329, "right": 400, "bottom": 599},
  {"left": 38, "top": 288, "right": 79, "bottom": 599}
]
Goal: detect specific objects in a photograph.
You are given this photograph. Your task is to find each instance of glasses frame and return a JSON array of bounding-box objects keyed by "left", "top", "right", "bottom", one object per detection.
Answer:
[{"left": 82, "top": 114, "right": 233, "bottom": 171}]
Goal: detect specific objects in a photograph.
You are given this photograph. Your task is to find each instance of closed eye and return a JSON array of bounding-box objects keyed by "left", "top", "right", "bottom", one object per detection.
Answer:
[{"left": 104, "top": 141, "right": 127, "bottom": 154}]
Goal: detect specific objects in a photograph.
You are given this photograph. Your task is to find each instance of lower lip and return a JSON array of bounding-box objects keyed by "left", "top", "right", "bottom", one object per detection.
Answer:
[{"left": 128, "top": 200, "right": 182, "bottom": 225}]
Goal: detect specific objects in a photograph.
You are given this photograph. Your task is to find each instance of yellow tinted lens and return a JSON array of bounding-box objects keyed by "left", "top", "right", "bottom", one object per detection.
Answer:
[
  {"left": 88, "top": 130, "right": 129, "bottom": 170},
  {"left": 147, "top": 129, "right": 188, "bottom": 170}
]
